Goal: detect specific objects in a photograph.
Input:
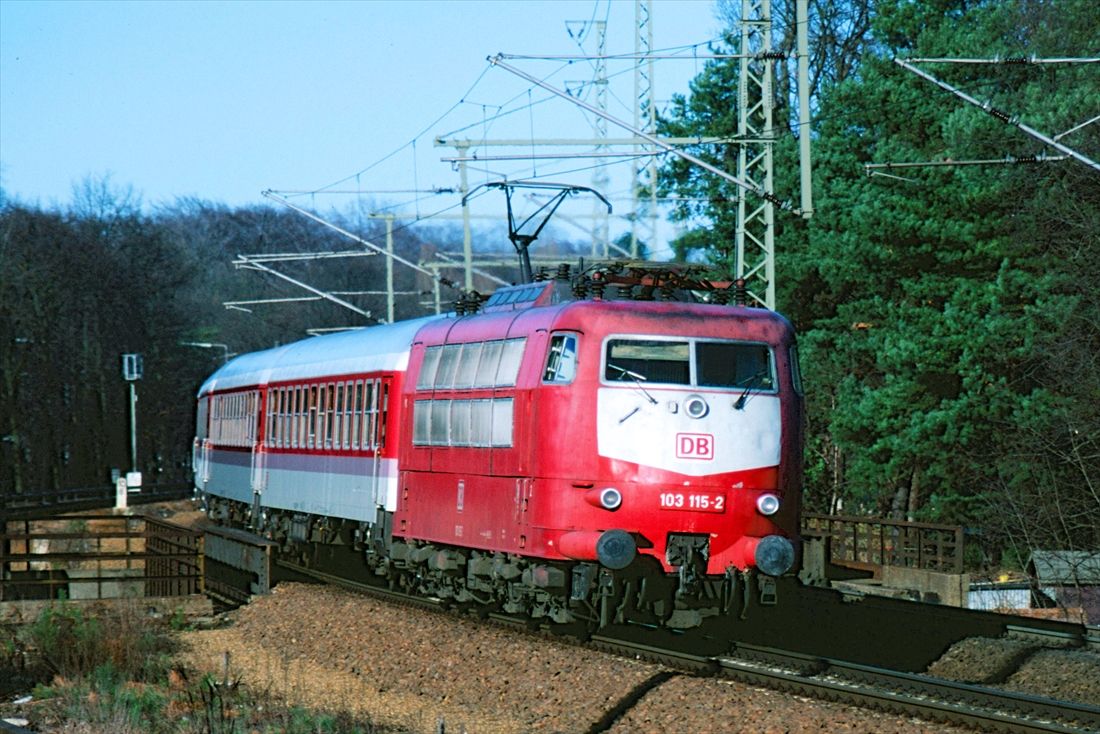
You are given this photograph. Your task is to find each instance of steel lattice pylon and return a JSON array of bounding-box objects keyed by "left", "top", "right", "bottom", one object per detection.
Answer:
[{"left": 736, "top": 0, "right": 777, "bottom": 309}]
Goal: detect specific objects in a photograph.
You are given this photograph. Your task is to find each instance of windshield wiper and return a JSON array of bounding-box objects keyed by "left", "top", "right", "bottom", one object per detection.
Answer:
[
  {"left": 734, "top": 370, "right": 769, "bottom": 410},
  {"left": 607, "top": 362, "right": 658, "bottom": 405}
]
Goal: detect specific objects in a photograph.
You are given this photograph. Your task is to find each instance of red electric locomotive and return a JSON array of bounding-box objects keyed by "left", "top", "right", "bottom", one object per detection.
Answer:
[{"left": 193, "top": 272, "right": 803, "bottom": 630}]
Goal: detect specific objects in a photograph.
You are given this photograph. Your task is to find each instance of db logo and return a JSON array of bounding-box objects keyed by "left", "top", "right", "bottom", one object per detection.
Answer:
[{"left": 676, "top": 433, "right": 714, "bottom": 460}]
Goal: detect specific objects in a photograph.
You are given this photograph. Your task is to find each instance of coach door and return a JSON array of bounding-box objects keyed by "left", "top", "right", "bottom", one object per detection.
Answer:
[
  {"left": 248, "top": 390, "right": 266, "bottom": 520},
  {"left": 370, "top": 377, "right": 392, "bottom": 511},
  {"left": 192, "top": 395, "right": 212, "bottom": 492}
]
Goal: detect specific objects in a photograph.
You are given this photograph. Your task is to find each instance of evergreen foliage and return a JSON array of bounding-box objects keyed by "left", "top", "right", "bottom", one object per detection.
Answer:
[{"left": 659, "top": 0, "right": 1100, "bottom": 562}]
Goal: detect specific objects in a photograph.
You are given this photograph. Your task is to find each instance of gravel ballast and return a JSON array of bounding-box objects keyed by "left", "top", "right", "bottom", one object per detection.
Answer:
[{"left": 180, "top": 583, "right": 979, "bottom": 733}]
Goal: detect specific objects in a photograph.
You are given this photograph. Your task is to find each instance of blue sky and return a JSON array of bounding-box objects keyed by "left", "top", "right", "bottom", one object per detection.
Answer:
[{"left": 1, "top": 0, "right": 725, "bottom": 251}]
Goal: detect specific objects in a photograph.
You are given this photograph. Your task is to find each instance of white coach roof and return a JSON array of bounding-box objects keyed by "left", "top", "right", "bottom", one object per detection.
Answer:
[{"left": 198, "top": 314, "right": 445, "bottom": 396}]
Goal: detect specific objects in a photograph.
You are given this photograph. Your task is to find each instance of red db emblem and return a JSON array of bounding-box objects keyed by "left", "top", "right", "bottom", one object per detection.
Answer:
[{"left": 676, "top": 433, "right": 714, "bottom": 460}]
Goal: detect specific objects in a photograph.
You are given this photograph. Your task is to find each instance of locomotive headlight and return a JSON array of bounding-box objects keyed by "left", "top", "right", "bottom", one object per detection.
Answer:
[
  {"left": 684, "top": 394, "right": 709, "bottom": 419},
  {"left": 585, "top": 486, "right": 623, "bottom": 510},
  {"left": 598, "top": 487, "right": 622, "bottom": 510},
  {"left": 756, "top": 493, "right": 781, "bottom": 516}
]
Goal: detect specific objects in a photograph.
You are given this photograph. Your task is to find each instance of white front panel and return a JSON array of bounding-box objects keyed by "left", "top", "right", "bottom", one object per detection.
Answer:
[{"left": 596, "top": 387, "right": 780, "bottom": 477}]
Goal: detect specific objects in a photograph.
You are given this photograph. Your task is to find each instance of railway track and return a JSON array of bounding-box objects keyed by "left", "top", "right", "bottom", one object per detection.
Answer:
[
  {"left": 588, "top": 633, "right": 1100, "bottom": 734},
  {"left": 272, "top": 558, "right": 1100, "bottom": 734}
]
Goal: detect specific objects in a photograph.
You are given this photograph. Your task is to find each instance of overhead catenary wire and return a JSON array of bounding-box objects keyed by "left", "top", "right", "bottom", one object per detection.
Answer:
[
  {"left": 488, "top": 54, "right": 796, "bottom": 213},
  {"left": 903, "top": 56, "right": 1100, "bottom": 65},
  {"left": 894, "top": 58, "right": 1100, "bottom": 172},
  {"left": 262, "top": 190, "right": 464, "bottom": 290}
]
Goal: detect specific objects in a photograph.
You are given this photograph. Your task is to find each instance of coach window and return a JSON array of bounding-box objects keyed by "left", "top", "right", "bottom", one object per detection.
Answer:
[
  {"left": 330, "top": 383, "right": 342, "bottom": 449},
  {"left": 290, "top": 387, "right": 300, "bottom": 449},
  {"left": 543, "top": 333, "right": 578, "bottom": 383},
  {"left": 379, "top": 381, "right": 390, "bottom": 447},
  {"left": 266, "top": 390, "right": 277, "bottom": 447},
  {"left": 196, "top": 397, "right": 209, "bottom": 441}
]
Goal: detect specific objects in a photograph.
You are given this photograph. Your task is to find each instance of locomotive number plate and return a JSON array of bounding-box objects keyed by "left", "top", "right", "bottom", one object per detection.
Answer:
[{"left": 658, "top": 491, "right": 725, "bottom": 512}]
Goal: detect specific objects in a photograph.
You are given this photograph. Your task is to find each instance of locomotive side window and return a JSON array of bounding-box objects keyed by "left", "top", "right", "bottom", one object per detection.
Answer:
[
  {"left": 696, "top": 342, "right": 774, "bottom": 390},
  {"left": 606, "top": 339, "right": 690, "bottom": 385},
  {"left": 417, "top": 346, "right": 441, "bottom": 389},
  {"left": 543, "top": 334, "right": 578, "bottom": 383},
  {"left": 430, "top": 399, "right": 451, "bottom": 445},
  {"left": 496, "top": 338, "right": 525, "bottom": 386},
  {"left": 412, "top": 397, "right": 514, "bottom": 447},
  {"left": 451, "top": 400, "right": 472, "bottom": 445},
  {"left": 470, "top": 399, "right": 492, "bottom": 441},
  {"left": 491, "top": 398, "right": 513, "bottom": 446},
  {"left": 413, "top": 397, "right": 431, "bottom": 445},
  {"left": 790, "top": 346, "right": 804, "bottom": 396},
  {"left": 475, "top": 341, "right": 503, "bottom": 387},
  {"left": 453, "top": 342, "right": 483, "bottom": 388},
  {"left": 435, "top": 344, "right": 462, "bottom": 389},
  {"left": 416, "top": 338, "right": 528, "bottom": 390}
]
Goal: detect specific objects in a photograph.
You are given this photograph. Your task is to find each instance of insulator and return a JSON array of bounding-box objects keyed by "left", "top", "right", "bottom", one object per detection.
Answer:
[
  {"left": 572, "top": 278, "right": 588, "bottom": 299},
  {"left": 984, "top": 104, "right": 1014, "bottom": 124},
  {"left": 733, "top": 278, "right": 747, "bottom": 306},
  {"left": 712, "top": 289, "right": 730, "bottom": 305},
  {"left": 534, "top": 267, "right": 549, "bottom": 282},
  {"left": 659, "top": 283, "right": 676, "bottom": 300},
  {"left": 589, "top": 279, "right": 606, "bottom": 300},
  {"left": 556, "top": 264, "right": 571, "bottom": 281}
]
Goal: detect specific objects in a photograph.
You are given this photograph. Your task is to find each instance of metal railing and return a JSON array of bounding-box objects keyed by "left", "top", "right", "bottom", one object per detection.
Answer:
[
  {"left": 0, "top": 481, "right": 193, "bottom": 520},
  {"left": 802, "top": 512, "right": 965, "bottom": 574},
  {"left": 0, "top": 513, "right": 203, "bottom": 601}
]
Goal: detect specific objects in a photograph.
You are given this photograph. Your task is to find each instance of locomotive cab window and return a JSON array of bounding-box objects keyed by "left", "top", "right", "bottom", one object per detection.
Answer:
[
  {"left": 603, "top": 337, "right": 775, "bottom": 391},
  {"left": 696, "top": 341, "right": 774, "bottom": 390},
  {"left": 543, "top": 333, "right": 578, "bottom": 383},
  {"left": 605, "top": 340, "right": 689, "bottom": 385}
]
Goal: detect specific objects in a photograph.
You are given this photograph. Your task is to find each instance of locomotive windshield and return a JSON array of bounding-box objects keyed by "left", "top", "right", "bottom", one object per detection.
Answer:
[{"left": 604, "top": 338, "right": 774, "bottom": 390}]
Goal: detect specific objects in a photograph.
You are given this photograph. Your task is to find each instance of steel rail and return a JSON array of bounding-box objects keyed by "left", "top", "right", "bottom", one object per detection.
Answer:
[{"left": 590, "top": 631, "right": 1100, "bottom": 734}]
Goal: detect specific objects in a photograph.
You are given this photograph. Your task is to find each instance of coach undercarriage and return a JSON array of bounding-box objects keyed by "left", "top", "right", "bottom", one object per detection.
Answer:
[{"left": 202, "top": 493, "right": 772, "bottom": 631}]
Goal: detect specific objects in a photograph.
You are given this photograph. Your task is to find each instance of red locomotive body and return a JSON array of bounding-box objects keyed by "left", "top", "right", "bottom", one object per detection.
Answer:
[
  {"left": 194, "top": 279, "right": 804, "bottom": 629},
  {"left": 396, "top": 296, "right": 802, "bottom": 576}
]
